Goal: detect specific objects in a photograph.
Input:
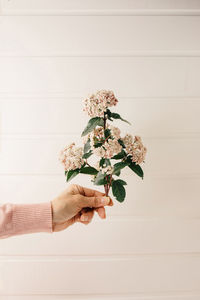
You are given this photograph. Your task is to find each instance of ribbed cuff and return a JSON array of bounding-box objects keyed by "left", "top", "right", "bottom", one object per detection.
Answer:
[{"left": 12, "top": 202, "right": 53, "bottom": 236}]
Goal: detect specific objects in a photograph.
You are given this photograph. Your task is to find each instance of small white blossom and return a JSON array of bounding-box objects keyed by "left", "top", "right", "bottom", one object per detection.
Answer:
[
  {"left": 107, "top": 124, "right": 121, "bottom": 140},
  {"left": 59, "top": 142, "right": 84, "bottom": 171},
  {"left": 122, "top": 134, "right": 133, "bottom": 146},
  {"left": 122, "top": 134, "right": 147, "bottom": 164},
  {"left": 83, "top": 90, "right": 118, "bottom": 118},
  {"left": 92, "top": 139, "right": 122, "bottom": 159},
  {"left": 93, "top": 146, "right": 106, "bottom": 157},
  {"left": 100, "top": 165, "right": 114, "bottom": 175},
  {"left": 89, "top": 127, "right": 105, "bottom": 150},
  {"left": 103, "top": 139, "right": 122, "bottom": 159},
  {"left": 87, "top": 125, "right": 122, "bottom": 159}
]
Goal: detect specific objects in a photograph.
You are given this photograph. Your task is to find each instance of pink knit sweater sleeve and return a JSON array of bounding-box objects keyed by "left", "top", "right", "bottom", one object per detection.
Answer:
[{"left": 0, "top": 202, "right": 53, "bottom": 239}]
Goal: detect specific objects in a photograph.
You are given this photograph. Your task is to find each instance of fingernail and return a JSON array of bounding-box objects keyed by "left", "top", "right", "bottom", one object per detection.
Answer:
[
  {"left": 81, "top": 215, "right": 88, "bottom": 222},
  {"left": 101, "top": 196, "right": 110, "bottom": 205}
]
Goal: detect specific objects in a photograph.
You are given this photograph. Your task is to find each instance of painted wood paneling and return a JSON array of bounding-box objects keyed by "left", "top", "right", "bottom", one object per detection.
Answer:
[
  {"left": 1, "top": 0, "right": 200, "bottom": 14},
  {"left": 0, "top": 16, "right": 200, "bottom": 55},
  {"left": 0, "top": 175, "right": 199, "bottom": 217},
  {"left": 0, "top": 136, "right": 199, "bottom": 176},
  {"left": 0, "top": 218, "right": 200, "bottom": 255},
  {"left": 1, "top": 295, "right": 200, "bottom": 300},
  {"left": 0, "top": 0, "right": 199, "bottom": 297},
  {"left": 0, "top": 98, "right": 200, "bottom": 137},
  {"left": 0, "top": 57, "right": 200, "bottom": 97},
  {"left": 1, "top": 255, "right": 200, "bottom": 294}
]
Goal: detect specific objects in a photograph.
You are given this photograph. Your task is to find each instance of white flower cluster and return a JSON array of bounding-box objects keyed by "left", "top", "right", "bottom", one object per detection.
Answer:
[
  {"left": 59, "top": 142, "right": 84, "bottom": 171},
  {"left": 100, "top": 165, "right": 114, "bottom": 175},
  {"left": 90, "top": 127, "right": 105, "bottom": 146},
  {"left": 107, "top": 124, "right": 121, "bottom": 140},
  {"left": 83, "top": 124, "right": 122, "bottom": 159},
  {"left": 83, "top": 90, "right": 118, "bottom": 118},
  {"left": 122, "top": 134, "right": 147, "bottom": 164},
  {"left": 93, "top": 161, "right": 114, "bottom": 178},
  {"left": 102, "top": 139, "right": 122, "bottom": 159}
]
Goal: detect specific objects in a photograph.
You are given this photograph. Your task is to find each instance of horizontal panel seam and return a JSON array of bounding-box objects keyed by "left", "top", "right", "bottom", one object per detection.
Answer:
[
  {"left": 1, "top": 133, "right": 200, "bottom": 139},
  {"left": 2, "top": 252, "right": 200, "bottom": 257},
  {"left": 0, "top": 51, "right": 200, "bottom": 57},
  {"left": 0, "top": 96, "right": 200, "bottom": 99},
  {"left": 2, "top": 9, "right": 200, "bottom": 16},
  {"left": 2, "top": 252, "right": 200, "bottom": 261},
  {"left": 0, "top": 173, "right": 199, "bottom": 178},
  {"left": 1, "top": 292, "right": 200, "bottom": 297}
]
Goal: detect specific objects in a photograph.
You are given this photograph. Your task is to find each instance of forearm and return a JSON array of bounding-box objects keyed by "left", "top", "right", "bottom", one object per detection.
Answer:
[{"left": 0, "top": 202, "right": 53, "bottom": 239}]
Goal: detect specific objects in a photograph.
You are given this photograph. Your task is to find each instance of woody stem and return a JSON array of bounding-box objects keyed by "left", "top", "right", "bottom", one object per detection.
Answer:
[
  {"left": 85, "top": 160, "right": 92, "bottom": 168},
  {"left": 103, "top": 113, "right": 109, "bottom": 196},
  {"left": 107, "top": 174, "right": 113, "bottom": 194},
  {"left": 105, "top": 181, "right": 109, "bottom": 196}
]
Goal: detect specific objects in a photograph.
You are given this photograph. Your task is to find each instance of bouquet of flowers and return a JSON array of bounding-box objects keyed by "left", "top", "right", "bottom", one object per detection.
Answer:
[{"left": 59, "top": 90, "right": 147, "bottom": 203}]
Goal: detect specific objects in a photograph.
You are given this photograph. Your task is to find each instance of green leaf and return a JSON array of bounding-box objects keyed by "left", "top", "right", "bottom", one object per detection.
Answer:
[
  {"left": 112, "top": 180, "right": 126, "bottom": 202},
  {"left": 84, "top": 139, "right": 91, "bottom": 154},
  {"left": 66, "top": 169, "right": 80, "bottom": 182},
  {"left": 111, "top": 149, "right": 126, "bottom": 159},
  {"left": 128, "top": 162, "right": 144, "bottom": 179},
  {"left": 116, "top": 179, "right": 127, "bottom": 185},
  {"left": 104, "top": 128, "right": 111, "bottom": 139},
  {"left": 107, "top": 117, "right": 113, "bottom": 121},
  {"left": 81, "top": 117, "right": 104, "bottom": 137},
  {"left": 79, "top": 166, "right": 98, "bottom": 175},
  {"left": 114, "top": 169, "right": 121, "bottom": 176},
  {"left": 94, "top": 171, "right": 107, "bottom": 185},
  {"left": 82, "top": 150, "right": 93, "bottom": 159},
  {"left": 113, "top": 161, "right": 129, "bottom": 175},
  {"left": 94, "top": 142, "right": 103, "bottom": 148},
  {"left": 118, "top": 138, "right": 126, "bottom": 148},
  {"left": 110, "top": 112, "right": 131, "bottom": 125},
  {"left": 106, "top": 109, "right": 112, "bottom": 118},
  {"left": 99, "top": 158, "right": 111, "bottom": 167}
]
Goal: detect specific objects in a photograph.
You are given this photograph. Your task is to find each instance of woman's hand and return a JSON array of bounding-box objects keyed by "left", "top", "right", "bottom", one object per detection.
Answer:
[{"left": 51, "top": 184, "right": 113, "bottom": 232}]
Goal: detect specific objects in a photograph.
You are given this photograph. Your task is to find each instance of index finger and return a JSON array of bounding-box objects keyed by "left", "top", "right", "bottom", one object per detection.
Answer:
[{"left": 76, "top": 184, "right": 106, "bottom": 198}]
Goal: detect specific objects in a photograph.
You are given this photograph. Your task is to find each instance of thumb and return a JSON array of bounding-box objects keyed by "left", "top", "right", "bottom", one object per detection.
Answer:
[{"left": 79, "top": 195, "right": 111, "bottom": 208}]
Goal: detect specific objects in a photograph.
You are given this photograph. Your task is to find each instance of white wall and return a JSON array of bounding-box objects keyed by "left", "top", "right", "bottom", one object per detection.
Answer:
[{"left": 0, "top": 0, "right": 200, "bottom": 299}]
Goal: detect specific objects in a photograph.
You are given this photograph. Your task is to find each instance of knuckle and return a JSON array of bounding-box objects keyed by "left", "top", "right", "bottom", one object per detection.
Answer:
[
  {"left": 73, "top": 194, "right": 78, "bottom": 200},
  {"left": 73, "top": 194, "right": 81, "bottom": 205},
  {"left": 68, "top": 184, "right": 77, "bottom": 193},
  {"left": 70, "top": 183, "right": 76, "bottom": 189},
  {"left": 94, "top": 197, "right": 99, "bottom": 207}
]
